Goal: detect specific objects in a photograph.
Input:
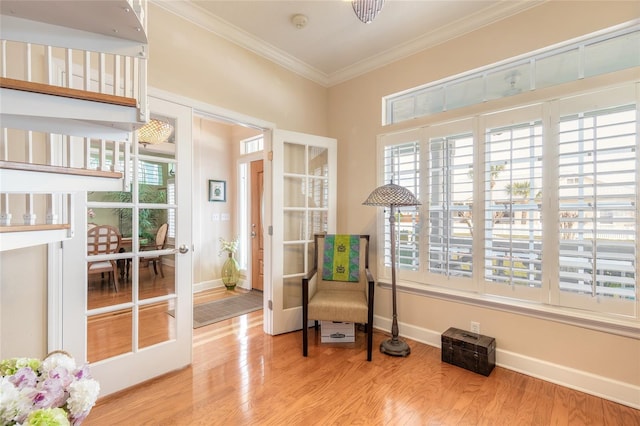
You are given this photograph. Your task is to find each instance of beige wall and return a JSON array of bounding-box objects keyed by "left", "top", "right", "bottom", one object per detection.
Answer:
[
  {"left": 328, "top": 0, "right": 640, "bottom": 390},
  {"left": 192, "top": 117, "right": 233, "bottom": 285},
  {"left": 147, "top": 3, "right": 329, "bottom": 136},
  {"left": 0, "top": 245, "right": 47, "bottom": 358}
]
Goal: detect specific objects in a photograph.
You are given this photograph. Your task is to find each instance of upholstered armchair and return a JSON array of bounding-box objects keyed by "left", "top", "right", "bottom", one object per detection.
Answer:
[{"left": 302, "top": 234, "right": 375, "bottom": 361}]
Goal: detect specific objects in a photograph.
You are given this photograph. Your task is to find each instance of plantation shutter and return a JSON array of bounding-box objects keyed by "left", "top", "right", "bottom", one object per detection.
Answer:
[
  {"left": 383, "top": 141, "right": 420, "bottom": 271},
  {"left": 557, "top": 104, "right": 637, "bottom": 306},
  {"left": 428, "top": 133, "right": 474, "bottom": 277},
  {"left": 483, "top": 121, "right": 544, "bottom": 290}
]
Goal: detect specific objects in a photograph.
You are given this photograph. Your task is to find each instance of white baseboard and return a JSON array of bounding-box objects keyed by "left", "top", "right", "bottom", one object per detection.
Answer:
[
  {"left": 193, "top": 279, "right": 249, "bottom": 294},
  {"left": 373, "top": 315, "right": 640, "bottom": 410}
]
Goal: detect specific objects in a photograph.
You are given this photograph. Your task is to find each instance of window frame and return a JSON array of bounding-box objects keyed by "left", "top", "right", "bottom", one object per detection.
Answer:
[{"left": 375, "top": 81, "right": 639, "bottom": 329}]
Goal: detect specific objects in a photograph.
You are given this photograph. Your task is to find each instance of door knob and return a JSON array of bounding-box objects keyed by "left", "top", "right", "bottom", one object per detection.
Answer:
[
  {"left": 178, "top": 244, "right": 189, "bottom": 254},
  {"left": 251, "top": 231, "right": 257, "bottom": 238}
]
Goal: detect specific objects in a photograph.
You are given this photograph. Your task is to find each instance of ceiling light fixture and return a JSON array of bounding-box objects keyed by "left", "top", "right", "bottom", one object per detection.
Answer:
[
  {"left": 352, "top": 0, "right": 385, "bottom": 24},
  {"left": 137, "top": 118, "right": 174, "bottom": 147}
]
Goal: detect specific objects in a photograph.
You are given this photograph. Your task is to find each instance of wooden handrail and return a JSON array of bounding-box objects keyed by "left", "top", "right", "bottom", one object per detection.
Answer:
[{"left": 0, "top": 77, "right": 137, "bottom": 108}]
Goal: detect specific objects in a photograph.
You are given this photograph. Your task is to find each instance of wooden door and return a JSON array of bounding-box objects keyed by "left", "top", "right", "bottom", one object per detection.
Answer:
[{"left": 251, "top": 159, "right": 264, "bottom": 291}]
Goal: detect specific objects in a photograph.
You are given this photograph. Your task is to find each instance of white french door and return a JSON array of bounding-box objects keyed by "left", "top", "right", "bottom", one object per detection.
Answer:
[
  {"left": 60, "top": 96, "right": 192, "bottom": 396},
  {"left": 265, "top": 129, "right": 337, "bottom": 335}
]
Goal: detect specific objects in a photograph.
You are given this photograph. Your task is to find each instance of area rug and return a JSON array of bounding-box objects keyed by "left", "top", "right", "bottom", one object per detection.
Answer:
[{"left": 193, "top": 291, "right": 263, "bottom": 329}]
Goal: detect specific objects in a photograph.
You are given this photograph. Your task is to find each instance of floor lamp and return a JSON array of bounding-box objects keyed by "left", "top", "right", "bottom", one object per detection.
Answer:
[{"left": 363, "top": 182, "right": 420, "bottom": 357}]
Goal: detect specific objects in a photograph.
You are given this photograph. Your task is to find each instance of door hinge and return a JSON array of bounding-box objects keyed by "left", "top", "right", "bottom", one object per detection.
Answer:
[
  {"left": 268, "top": 150, "right": 273, "bottom": 161},
  {"left": 268, "top": 299, "right": 273, "bottom": 310},
  {"left": 268, "top": 225, "right": 273, "bottom": 236}
]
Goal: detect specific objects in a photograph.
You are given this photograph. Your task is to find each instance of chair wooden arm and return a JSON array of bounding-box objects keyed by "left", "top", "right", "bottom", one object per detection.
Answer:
[
  {"left": 365, "top": 268, "right": 374, "bottom": 285},
  {"left": 302, "top": 267, "right": 317, "bottom": 283}
]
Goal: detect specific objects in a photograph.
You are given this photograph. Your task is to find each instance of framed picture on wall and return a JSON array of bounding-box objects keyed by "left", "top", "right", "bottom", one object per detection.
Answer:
[{"left": 209, "top": 180, "right": 226, "bottom": 202}]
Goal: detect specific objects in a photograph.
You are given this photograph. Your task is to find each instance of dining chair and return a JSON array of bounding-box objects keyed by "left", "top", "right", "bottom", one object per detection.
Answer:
[
  {"left": 140, "top": 223, "right": 169, "bottom": 278},
  {"left": 87, "top": 225, "right": 122, "bottom": 292}
]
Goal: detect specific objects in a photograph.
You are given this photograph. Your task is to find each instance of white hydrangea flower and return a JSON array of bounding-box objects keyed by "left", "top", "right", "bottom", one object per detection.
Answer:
[
  {"left": 67, "top": 378, "right": 100, "bottom": 421},
  {"left": 40, "top": 353, "right": 76, "bottom": 375},
  {"left": 0, "top": 376, "right": 33, "bottom": 424}
]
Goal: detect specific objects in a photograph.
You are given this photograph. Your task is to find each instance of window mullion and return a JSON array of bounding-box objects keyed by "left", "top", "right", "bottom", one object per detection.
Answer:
[
  {"left": 473, "top": 116, "right": 485, "bottom": 293},
  {"left": 544, "top": 101, "right": 560, "bottom": 305}
]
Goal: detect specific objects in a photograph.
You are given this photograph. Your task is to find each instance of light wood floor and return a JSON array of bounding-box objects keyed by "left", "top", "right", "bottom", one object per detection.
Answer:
[{"left": 85, "top": 289, "right": 639, "bottom": 426}]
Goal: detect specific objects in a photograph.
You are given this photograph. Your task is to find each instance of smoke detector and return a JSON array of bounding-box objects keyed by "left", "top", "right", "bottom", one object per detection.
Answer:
[{"left": 291, "top": 14, "right": 308, "bottom": 29}]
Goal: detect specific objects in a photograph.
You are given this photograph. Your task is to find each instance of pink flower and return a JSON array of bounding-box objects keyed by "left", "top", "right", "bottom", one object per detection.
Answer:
[{"left": 8, "top": 367, "right": 38, "bottom": 390}]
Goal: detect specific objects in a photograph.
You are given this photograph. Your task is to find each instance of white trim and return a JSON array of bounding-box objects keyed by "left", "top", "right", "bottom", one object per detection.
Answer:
[
  {"left": 47, "top": 241, "right": 63, "bottom": 352},
  {"left": 193, "top": 278, "right": 249, "bottom": 294},
  {"left": 373, "top": 313, "right": 640, "bottom": 410},
  {"left": 379, "top": 280, "right": 640, "bottom": 340},
  {"left": 148, "top": 87, "right": 274, "bottom": 131},
  {"left": 151, "top": 0, "right": 542, "bottom": 87}
]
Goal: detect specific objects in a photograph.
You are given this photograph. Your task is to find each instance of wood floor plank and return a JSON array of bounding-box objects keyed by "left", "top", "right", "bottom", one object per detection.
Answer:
[{"left": 86, "top": 306, "right": 639, "bottom": 425}]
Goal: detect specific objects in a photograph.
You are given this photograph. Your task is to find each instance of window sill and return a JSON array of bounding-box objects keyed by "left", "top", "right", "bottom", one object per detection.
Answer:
[{"left": 377, "top": 279, "right": 640, "bottom": 340}]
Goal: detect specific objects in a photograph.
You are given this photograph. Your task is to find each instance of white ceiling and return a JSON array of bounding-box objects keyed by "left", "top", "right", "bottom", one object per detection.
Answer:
[{"left": 155, "top": 0, "right": 544, "bottom": 87}]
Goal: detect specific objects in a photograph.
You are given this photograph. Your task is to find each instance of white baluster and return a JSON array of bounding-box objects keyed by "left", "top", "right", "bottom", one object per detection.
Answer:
[
  {"left": 65, "top": 48, "right": 72, "bottom": 88},
  {"left": 99, "top": 52, "right": 106, "bottom": 94},
  {"left": 0, "top": 128, "right": 10, "bottom": 226},
  {"left": 124, "top": 56, "right": 131, "bottom": 98},
  {"left": 84, "top": 50, "right": 91, "bottom": 91},
  {"left": 114, "top": 55, "right": 121, "bottom": 96},
  {"left": 1, "top": 40, "right": 7, "bottom": 77}
]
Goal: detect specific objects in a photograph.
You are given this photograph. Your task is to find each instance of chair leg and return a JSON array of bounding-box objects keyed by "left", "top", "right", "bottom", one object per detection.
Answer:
[
  {"left": 302, "top": 311, "right": 308, "bottom": 357},
  {"left": 111, "top": 261, "right": 119, "bottom": 293},
  {"left": 158, "top": 260, "right": 164, "bottom": 278},
  {"left": 367, "top": 323, "right": 373, "bottom": 361},
  {"left": 152, "top": 260, "right": 158, "bottom": 275}
]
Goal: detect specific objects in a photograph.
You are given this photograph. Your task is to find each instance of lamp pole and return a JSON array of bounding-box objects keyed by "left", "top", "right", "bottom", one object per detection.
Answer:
[
  {"left": 363, "top": 181, "right": 418, "bottom": 357},
  {"left": 380, "top": 203, "right": 411, "bottom": 357}
]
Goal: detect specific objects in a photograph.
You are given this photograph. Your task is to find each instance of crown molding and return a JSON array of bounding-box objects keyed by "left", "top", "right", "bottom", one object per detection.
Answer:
[
  {"left": 152, "top": 0, "right": 544, "bottom": 88},
  {"left": 328, "top": 1, "right": 545, "bottom": 86},
  {"left": 151, "top": 0, "right": 330, "bottom": 87}
]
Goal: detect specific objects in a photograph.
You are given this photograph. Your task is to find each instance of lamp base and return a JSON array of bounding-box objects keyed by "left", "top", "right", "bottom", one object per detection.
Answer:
[{"left": 380, "top": 337, "right": 411, "bottom": 357}]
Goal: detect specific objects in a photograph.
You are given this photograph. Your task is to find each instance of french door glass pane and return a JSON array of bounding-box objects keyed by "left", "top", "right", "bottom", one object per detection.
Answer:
[
  {"left": 308, "top": 211, "right": 328, "bottom": 237},
  {"left": 87, "top": 308, "right": 132, "bottom": 363},
  {"left": 284, "top": 176, "right": 306, "bottom": 207},
  {"left": 283, "top": 211, "right": 305, "bottom": 241},
  {"left": 139, "top": 253, "right": 176, "bottom": 300},
  {"left": 284, "top": 143, "right": 305, "bottom": 174},
  {"left": 307, "top": 146, "right": 328, "bottom": 176},
  {"left": 139, "top": 300, "right": 176, "bottom": 349},
  {"left": 86, "top": 207, "right": 132, "bottom": 310}
]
